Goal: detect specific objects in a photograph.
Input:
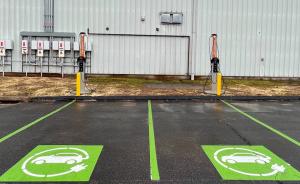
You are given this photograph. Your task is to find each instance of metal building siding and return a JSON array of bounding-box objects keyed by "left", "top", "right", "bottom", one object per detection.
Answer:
[
  {"left": 195, "top": 0, "right": 300, "bottom": 77},
  {"left": 53, "top": 0, "right": 192, "bottom": 75},
  {"left": 0, "top": 0, "right": 299, "bottom": 77},
  {"left": 91, "top": 35, "right": 189, "bottom": 75},
  {"left": 54, "top": 0, "right": 192, "bottom": 36},
  {"left": 0, "top": 0, "right": 43, "bottom": 69}
]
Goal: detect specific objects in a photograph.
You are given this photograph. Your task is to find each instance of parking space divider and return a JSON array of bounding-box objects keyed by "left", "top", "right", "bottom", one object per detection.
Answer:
[
  {"left": 0, "top": 100, "right": 75, "bottom": 144},
  {"left": 221, "top": 100, "right": 300, "bottom": 147},
  {"left": 148, "top": 100, "right": 160, "bottom": 181}
]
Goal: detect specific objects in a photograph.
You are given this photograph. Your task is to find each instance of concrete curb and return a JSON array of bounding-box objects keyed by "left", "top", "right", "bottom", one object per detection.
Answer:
[
  {"left": 0, "top": 97, "right": 30, "bottom": 103},
  {"left": 28, "top": 96, "right": 300, "bottom": 102}
]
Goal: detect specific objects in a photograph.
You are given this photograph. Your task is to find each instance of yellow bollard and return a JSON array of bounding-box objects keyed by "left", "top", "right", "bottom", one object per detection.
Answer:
[
  {"left": 217, "top": 72, "right": 222, "bottom": 96},
  {"left": 76, "top": 72, "right": 81, "bottom": 96}
]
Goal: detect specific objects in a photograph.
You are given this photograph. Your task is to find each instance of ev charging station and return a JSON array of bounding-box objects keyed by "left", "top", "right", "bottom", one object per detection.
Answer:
[
  {"left": 204, "top": 34, "right": 223, "bottom": 96},
  {"left": 76, "top": 32, "right": 90, "bottom": 96}
]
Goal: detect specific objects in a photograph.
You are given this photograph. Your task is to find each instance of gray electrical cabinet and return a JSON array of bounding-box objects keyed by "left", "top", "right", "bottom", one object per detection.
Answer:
[
  {"left": 160, "top": 12, "right": 183, "bottom": 24},
  {"left": 160, "top": 13, "right": 172, "bottom": 24}
]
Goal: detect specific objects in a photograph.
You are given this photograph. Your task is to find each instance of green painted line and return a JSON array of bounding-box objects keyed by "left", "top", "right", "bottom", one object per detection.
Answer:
[
  {"left": 221, "top": 100, "right": 300, "bottom": 147},
  {"left": 0, "top": 100, "right": 75, "bottom": 144},
  {"left": 148, "top": 100, "right": 160, "bottom": 181}
]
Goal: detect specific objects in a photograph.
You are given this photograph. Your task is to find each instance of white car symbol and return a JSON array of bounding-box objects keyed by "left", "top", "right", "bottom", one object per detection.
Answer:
[
  {"left": 31, "top": 153, "right": 84, "bottom": 165},
  {"left": 221, "top": 152, "right": 271, "bottom": 164}
]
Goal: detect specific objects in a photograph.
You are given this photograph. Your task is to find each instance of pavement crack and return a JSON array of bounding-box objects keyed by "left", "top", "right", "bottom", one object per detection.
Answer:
[{"left": 224, "top": 121, "right": 252, "bottom": 145}]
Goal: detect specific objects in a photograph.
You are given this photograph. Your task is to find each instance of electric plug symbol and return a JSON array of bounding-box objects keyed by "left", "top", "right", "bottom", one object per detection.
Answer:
[
  {"left": 271, "top": 164, "right": 285, "bottom": 173},
  {"left": 71, "top": 164, "right": 88, "bottom": 172}
]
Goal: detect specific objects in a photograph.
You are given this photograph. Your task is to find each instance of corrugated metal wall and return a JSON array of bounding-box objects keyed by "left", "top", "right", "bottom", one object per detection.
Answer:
[
  {"left": 54, "top": 0, "right": 192, "bottom": 75},
  {"left": 195, "top": 0, "right": 300, "bottom": 77},
  {"left": 0, "top": 0, "right": 43, "bottom": 70},
  {"left": 91, "top": 35, "right": 189, "bottom": 75},
  {"left": 54, "top": 0, "right": 192, "bottom": 36},
  {"left": 0, "top": 0, "right": 299, "bottom": 77}
]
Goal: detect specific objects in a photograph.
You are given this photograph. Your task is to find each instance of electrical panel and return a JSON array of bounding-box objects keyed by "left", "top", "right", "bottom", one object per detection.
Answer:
[
  {"left": 73, "top": 42, "right": 79, "bottom": 51},
  {"left": 172, "top": 13, "right": 183, "bottom": 24},
  {"left": 2, "top": 40, "right": 14, "bottom": 49},
  {"left": 160, "top": 14, "right": 172, "bottom": 24},
  {"left": 64, "top": 41, "right": 71, "bottom": 51},
  {"left": 31, "top": 40, "right": 37, "bottom": 50},
  {"left": 160, "top": 12, "right": 183, "bottom": 24},
  {"left": 52, "top": 41, "right": 59, "bottom": 50},
  {"left": 43, "top": 41, "right": 50, "bottom": 50}
]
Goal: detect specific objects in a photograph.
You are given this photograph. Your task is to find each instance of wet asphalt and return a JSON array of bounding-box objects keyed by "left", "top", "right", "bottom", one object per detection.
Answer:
[{"left": 0, "top": 100, "right": 299, "bottom": 184}]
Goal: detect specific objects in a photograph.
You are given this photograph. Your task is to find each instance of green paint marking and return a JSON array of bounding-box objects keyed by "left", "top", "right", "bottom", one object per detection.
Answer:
[
  {"left": 202, "top": 145, "right": 300, "bottom": 181},
  {"left": 0, "top": 145, "right": 103, "bottom": 182},
  {"left": 0, "top": 101, "right": 75, "bottom": 144},
  {"left": 148, "top": 100, "right": 160, "bottom": 181},
  {"left": 221, "top": 100, "right": 300, "bottom": 147}
]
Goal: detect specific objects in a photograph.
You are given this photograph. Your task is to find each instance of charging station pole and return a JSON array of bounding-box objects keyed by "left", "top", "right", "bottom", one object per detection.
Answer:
[
  {"left": 76, "top": 32, "right": 90, "bottom": 96},
  {"left": 204, "top": 34, "right": 223, "bottom": 96}
]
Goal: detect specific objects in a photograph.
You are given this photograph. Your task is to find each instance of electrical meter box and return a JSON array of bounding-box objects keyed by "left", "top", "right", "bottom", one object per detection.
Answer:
[
  {"left": 160, "top": 12, "right": 183, "bottom": 24},
  {"left": 3, "top": 40, "right": 14, "bottom": 49},
  {"left": 64, "top": 41, "right": 71, "bottom": 51},
  {"left": 43, "top": 41, "right": 50, "bottom": 50},
  {"left": 73, "top": 42, "right": 79, "bottom": 51},
  {"left": 31, "top": 40, "right": 37, "bottom": 50},
  {"left": 52, "top": 41, "right": 59, "bottom": 50},
  {"left": 160, "top": 14, "right": 172, "bottom": 24},
  {"left": 172, "top": 13, "right": 183, "bottom": 24}
]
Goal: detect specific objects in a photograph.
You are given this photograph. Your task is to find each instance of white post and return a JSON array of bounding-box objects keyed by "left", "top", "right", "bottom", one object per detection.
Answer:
[
  {"left": 25, "top": 54, "right": 28, "bottom": 77},
  {"left": 2, "top": 57, "right": 4, "bottom": 77},
  {"left": 40, "top": 57, "right": 43, "bottom": 77},
  {"left": 61, "top": 58, "right": 64, "bottom": 78}
]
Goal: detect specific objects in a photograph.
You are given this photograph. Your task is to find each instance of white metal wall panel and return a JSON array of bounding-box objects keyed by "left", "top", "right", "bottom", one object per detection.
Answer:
[
  {"left": 54, "top": 0, "right": 192, "bottom": 36},
  {"left": 0, "top": 0, "right": 43, "bottom": 72},
  {"left": 0, "top": 0, "right": 299, "bottom": 77},
  {"left": 195, "top": 0, "right": 300, "bottom": 77},
  {"left": 91, "top": 35, "right": 189, "bottom": 75}
]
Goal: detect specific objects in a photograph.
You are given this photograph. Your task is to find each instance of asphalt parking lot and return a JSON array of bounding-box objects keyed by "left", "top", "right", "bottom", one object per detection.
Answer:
[{"left": 0, "top": 100, "right": 299, "bottom": 183}]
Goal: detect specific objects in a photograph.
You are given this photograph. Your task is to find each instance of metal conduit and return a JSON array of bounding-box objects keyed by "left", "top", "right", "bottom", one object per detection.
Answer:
[{"left": 44, "top": 0, "right": 54, "bottom": 32}]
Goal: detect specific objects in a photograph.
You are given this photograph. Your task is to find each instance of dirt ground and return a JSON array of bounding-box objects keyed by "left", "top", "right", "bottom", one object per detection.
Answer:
[{"left": 0, "top": 76, "right": 299, "bottom": 97}]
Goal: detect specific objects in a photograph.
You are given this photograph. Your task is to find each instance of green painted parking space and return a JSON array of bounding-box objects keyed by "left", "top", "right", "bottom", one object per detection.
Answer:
[
  {"left": 0, "top": 145, "right": 103, "bottom": 182},
  {"left": 202, "top": 145, "right": 300, "bottom": 181}
]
